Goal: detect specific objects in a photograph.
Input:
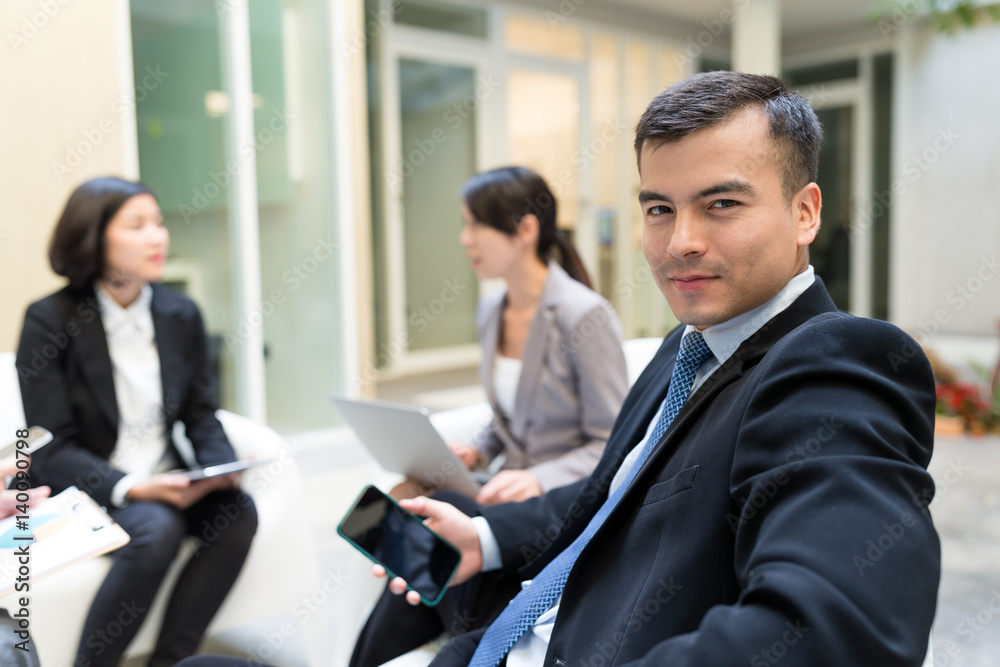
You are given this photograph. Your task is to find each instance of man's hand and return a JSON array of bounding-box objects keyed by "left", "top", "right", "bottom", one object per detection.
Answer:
[
  {"left": 374, "top": 495, "right": 483, "bottom": 606},
  {"left": 0, "top": 487, "right": 50, "bottom": 519},
  {"left": 448, "top": 442, "right": 483, "bottom": 470},
  {"left": 126, "top": 473, "right": 227, "bottom": 509},
  {"left": 476, "top": 469, "right": 542, "bottom": 505}
]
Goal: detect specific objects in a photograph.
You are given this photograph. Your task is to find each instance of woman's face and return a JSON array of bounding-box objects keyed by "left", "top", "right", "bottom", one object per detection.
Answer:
[
  {"left": 103, "top": 193, "right": 169, "bottom": 285},
  {"left": 459, "top": 204, "right": 533, "bottom": 281}
]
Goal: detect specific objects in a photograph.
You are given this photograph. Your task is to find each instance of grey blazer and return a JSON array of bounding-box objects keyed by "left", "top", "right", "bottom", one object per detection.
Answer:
[{"left": 471, "top": 262, "right": 628, "bottom": 491}]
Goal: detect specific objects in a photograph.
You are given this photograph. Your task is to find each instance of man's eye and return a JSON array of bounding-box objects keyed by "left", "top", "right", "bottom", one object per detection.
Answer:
[
  {"left": 646, "top": 205, "right": 671, "bottom": 216},
  {"left": 710, "top": 199, "right": 739, "bottom": 209}
]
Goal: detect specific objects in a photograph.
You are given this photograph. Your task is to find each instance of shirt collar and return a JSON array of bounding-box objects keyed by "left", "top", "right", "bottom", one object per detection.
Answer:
[
  {"left": 96, "top": 283, "right": 154, "bottom": 335},
  {"left": 682, "top": 265, "right": 815, "bottom": 367}
]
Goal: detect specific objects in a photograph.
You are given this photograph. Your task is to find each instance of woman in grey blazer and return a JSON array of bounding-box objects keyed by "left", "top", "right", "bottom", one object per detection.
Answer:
[
  {"left": 454, "top": 166, "right": 628, "bottom": 505},
  {"left": 352, "top": 167, "right": 627, "bottom": 667}
]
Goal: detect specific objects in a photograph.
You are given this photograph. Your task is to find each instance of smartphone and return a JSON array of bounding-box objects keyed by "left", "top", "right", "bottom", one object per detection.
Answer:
[
  {"left": 0, "top": 426, "right": 53, "bottom": 460},
  {"left": 337, "top": 485, "right": 461, "bottom": 606}
]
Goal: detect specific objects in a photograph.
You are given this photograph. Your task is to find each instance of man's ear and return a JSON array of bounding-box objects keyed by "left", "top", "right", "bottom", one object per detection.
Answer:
[{"left": 794, "top": 182, "right": 822, "bottom": 248}]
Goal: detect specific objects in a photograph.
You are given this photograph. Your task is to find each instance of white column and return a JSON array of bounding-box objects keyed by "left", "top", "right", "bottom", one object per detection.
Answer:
[
  {"left": 220, "top": 0, "right": 267, "bottom": 422},
  {"left": 732, "top": 0, "right": 781, "bottom": 76}
]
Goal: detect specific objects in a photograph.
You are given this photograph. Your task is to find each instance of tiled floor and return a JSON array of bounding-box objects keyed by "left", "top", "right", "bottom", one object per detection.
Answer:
[{"left": 926, "top": 435, "right": 1000, "bottom": 667}]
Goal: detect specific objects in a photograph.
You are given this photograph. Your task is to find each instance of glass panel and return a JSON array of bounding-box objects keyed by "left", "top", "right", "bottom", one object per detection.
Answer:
[
  {"left": 658, "top": 45, "right": 685, "bottom": 90},
  {"left": 785, "top": 60, "right": 859, "bottom": 86},
  {"left": 624, "top": 40, "right": 676, "bottom": 338},
  {"left": 249, "top": 1, "right": 343, "bottom": 432},
  {"left": 130, "top": 0, "right": 238, "bottom": 412},
  {"left": 399, "top": 59, "right": 479, "bottom": 351},
  {"left": 505, "top": 13, "right": 584, "bottom": 61},
  {"left": 872, "top": 53, "right": 893, "bottom": 321},
  {"left": 396, "top": 0, "right": 488, "bottom": 38},
  {"left": 813, "top": 106, "right": 853, "bottom": 311},
  {"left": 591, "top": 34, "right": 619, "bottom": 300},
  {"left": 507, "top": 70, "right": 580, "bottom": 230}
]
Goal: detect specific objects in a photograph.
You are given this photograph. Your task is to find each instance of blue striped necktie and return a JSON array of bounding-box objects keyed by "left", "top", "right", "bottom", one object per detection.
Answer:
[{"left": 469, "top": 331, "right": 714, "bottom": 667}]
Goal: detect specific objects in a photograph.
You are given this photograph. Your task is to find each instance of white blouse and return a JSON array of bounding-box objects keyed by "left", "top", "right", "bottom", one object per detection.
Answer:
[
  {"left": 96, "top": 284, "right": 172, "bottom": 506},
  {"left": 493, "top": 353, "right": 523, "bottom": 420}
]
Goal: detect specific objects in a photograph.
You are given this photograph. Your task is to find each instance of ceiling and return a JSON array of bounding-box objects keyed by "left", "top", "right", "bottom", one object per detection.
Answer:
[{"left": 595, "top": 0, "right": 881, "bottom": 34}]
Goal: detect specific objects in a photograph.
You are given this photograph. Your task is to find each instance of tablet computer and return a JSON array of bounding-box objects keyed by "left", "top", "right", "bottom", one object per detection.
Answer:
[{"left": 178, "top": 458, "right": 273, "bottom": 481}]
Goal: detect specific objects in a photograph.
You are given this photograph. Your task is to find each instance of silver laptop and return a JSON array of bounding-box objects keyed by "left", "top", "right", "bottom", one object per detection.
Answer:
[{"left": 329, "top": 396, "right": 481, "bottom": 497}]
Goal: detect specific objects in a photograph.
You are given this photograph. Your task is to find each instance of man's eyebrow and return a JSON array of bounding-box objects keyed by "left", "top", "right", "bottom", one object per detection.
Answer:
[
  {"left": 638, "top": 180, "right": 757, "bottom": 205},
  {"left": 695, "top": 180, "right": 756, "bottom": 200},
  {"left": 638, "top": 190, "right": 671, "bottom": 204}
]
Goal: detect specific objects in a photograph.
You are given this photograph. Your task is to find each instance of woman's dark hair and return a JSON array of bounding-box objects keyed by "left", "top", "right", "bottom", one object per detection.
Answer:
[
  {"left": 49, "top": 176, "right": 155, "bottom": 290},
  {"left": 461, "top": 166, "right": 591, "bottom": 288}
]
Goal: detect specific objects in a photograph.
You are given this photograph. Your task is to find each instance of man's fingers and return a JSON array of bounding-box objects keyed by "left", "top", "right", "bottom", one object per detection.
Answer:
[
  {"left": 388, "top": 577, "right": 408, "bottom": 595},
  {"left": 372, "top": 564, "right": 386, "bottom": 578},
  {"left": 405, "top": 590, "right": 422, "bottom": 606},
  {"left": 399, "top": 495, "right": 445, "bottom": 519}
]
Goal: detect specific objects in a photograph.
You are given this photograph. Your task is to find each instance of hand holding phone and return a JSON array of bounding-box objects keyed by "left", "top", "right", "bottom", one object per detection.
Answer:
[
  {"left": 0, "top": 426, "right": 53, "bottom": 461},
  {"left": 338, "top": 486, "right": 477, "bottom": 606}
]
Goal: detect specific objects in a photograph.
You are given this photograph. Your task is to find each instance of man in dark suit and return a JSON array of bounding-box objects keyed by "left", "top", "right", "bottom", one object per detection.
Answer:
[{"left": 379, "top": 71, "right": 939, "bottom": 666}]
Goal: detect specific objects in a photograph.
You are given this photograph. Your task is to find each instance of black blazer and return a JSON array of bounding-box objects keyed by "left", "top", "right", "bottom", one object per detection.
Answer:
[
  {"left": 440, "top": 278, "right": 939, "bottom": 666},
  {"left": 16, "top": 284, "right": 235, "bottom": 508}
]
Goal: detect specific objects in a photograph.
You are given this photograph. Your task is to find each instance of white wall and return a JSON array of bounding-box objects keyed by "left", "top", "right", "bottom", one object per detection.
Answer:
[
  {"left": 0, "top": 0, "right": 132, "bottom": 351},
  {"left": 891, "top": 22, "right": 1000, "bottom": 340}
]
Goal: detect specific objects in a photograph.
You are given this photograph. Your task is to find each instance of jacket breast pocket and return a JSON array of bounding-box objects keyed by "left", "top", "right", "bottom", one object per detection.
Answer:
[{"left": 642, "top": 465, "right": 700, "bottom": 506}]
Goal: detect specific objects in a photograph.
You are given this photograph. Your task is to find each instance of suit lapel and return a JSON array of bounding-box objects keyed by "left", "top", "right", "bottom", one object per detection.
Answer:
[
  {"left": 74, "top": 287, "right": 119, "bottom": 431},
  {"left": 618, "top": 278, "right": 839, "bottom": 499},
  {"left": 480, "top": 297, "right": 501, "bottom": 411},
  {"left": 510, "top": 264, "right": 568, "bottom": 439},
  {"left": 151, "top": 285, "right": 184, "bottom": 425},
  {"left": 510, "top": 305, "right": 553, "bottom": 438}
]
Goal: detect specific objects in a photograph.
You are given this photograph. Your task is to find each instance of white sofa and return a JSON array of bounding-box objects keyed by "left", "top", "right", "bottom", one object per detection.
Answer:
[{"left": 0, "top": 352, "right": 331, "bottom": 667}]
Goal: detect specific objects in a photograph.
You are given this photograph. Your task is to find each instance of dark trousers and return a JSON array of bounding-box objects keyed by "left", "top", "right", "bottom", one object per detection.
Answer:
[
  {"left": 349, "top": 491, "right": 521, "bottom": 667},
  {"left": 76, "top": 489, "right": 257, "bottom": 667}
]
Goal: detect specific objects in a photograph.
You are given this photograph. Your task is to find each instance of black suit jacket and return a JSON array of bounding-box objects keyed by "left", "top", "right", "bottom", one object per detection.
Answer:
[
  {"left": 439, "top": 278, "right": 939, "bottom": 667},
  {"left": 16, "top": 284, "right": 235, "bottom": 508}
]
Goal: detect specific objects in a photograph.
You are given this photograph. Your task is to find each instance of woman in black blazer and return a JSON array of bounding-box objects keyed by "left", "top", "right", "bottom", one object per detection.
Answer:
[{"left": 16, "top": 177, "right": 257, "bottom": 667}]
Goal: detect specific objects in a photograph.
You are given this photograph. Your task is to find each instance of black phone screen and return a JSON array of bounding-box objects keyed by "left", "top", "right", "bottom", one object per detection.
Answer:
[{"left": 337, "top": 485, "right": 461, "bottom": 605}]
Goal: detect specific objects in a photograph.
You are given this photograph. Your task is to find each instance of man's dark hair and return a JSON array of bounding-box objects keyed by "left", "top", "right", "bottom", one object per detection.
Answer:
[
  {"left": 634, "top": 71, "right": 823, "bottom": 201},
  {"left": 49, "top": 176, "right": 155, "bottom": 289}
]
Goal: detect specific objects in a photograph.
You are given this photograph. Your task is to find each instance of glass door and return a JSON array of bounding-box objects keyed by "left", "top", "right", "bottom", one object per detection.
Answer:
[{"left": 397, "top": 59, "right": 479, "bottom": 353}]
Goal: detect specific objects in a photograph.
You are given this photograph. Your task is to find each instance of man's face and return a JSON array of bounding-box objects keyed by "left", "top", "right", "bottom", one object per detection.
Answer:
[{"left": 638, "top": 109, "right": 821, "bottom": 329}]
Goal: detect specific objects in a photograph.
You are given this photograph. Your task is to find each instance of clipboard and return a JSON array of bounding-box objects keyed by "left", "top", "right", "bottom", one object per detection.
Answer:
[{"left": 0, "top": 487, "right": 130, "bottom": 597}]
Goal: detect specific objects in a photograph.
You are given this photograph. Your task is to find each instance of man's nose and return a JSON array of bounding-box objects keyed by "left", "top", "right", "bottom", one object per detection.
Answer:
[{"left": 667, "top": 211, "right": 707, "bottom": 259}]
